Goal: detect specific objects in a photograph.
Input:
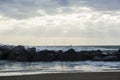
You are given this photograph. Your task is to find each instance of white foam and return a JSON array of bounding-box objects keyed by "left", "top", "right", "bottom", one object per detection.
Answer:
[{"left": 0, "top": 61, "right": 120, "bottom": 76}]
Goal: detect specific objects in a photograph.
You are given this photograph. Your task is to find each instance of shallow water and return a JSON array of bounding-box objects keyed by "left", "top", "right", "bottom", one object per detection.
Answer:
[{"left": 0, "top": 61, "right": 120, "bottom": 76}]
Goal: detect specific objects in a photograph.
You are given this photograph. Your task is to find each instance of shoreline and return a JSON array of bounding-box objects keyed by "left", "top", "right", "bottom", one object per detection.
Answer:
[
  {"left": 0, "top": 72, "right": 120, "bottom": 80},
  {"left": 1, "top": 71, "right": 120, "bottom": 76}
]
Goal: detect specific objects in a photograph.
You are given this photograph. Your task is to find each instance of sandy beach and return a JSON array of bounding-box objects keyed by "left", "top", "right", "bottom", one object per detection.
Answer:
[{"left": 0, "top": 72, "right": 120, "bottom": 80}]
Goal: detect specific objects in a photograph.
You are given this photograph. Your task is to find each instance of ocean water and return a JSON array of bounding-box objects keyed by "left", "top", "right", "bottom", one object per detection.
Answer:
[
  {"left": 0, "top": 46, "right": 120, "bottom": 76},
  {"left": 33, "top": 45, "right": 120, "bottom": 51},
  {"left": 0, "top": 61, "right": 120, "bottom": 76}
]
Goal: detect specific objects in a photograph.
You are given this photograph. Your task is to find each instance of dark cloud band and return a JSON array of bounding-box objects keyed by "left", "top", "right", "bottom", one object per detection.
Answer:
[{"left": 0, "top": 0, "right": 120, "bottom": 19}]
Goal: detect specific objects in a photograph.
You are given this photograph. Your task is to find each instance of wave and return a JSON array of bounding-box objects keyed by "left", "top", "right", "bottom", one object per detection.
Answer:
[
  {"left": 0, "top": 61, "right": 120, "bottom": 76},
  {"left": 33, "top": 46, "right": 119, "bottom": 51}
]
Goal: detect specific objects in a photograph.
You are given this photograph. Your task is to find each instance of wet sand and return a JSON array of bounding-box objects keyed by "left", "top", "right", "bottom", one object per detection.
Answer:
[{"left": 0, "top": 72, "right": 120, "bottom": 80}]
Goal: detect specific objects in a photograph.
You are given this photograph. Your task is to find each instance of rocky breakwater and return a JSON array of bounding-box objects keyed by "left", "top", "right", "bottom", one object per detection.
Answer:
[{"left": 0, "top": 45, "right": 120, "bottom": 62}]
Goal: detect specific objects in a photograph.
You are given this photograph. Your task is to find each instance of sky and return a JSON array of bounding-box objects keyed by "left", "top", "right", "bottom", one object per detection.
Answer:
[{"left": 0, "top": 0, "right": 120, "bottom": 46}]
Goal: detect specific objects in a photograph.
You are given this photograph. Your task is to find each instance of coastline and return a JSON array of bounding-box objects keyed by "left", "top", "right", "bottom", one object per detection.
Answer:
[{"left": 0, "top": 72, "right": 120, "bottom": 80}]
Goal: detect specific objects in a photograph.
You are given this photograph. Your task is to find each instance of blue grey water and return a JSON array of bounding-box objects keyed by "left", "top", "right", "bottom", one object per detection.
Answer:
[
  {"left": 0, "top": 46, "right": 120, "bottom": 76},
  {"left": 34, "top": 45, "right": 120, "bottom": 51}
]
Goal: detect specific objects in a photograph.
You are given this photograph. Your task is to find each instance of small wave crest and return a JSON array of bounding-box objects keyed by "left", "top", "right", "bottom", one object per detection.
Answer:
[{"left": 0, "top": 61, "right": 120, "bottom": 76}]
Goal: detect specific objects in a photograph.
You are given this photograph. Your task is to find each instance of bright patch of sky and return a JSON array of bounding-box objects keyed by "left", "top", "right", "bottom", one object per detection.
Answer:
[{"left": 0, "top": 0, "right": 120, "bottom": 45}]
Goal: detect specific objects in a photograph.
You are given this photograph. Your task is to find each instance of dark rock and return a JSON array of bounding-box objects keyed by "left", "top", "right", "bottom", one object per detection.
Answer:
[
  {"left": 103, "top": 56, "right": 118, "bottom": 61},
  {"left": 59, "top": 49, "right": 80, "bottom": 61},
  {"left": 6, "top": 53, "right": 16, "bottom": 61},
  {"left": 56, "top": 50, "right": 64, "bottom": 54},
  {"left": 0, "top": 45, "right": 120, "bottom": 62},
  {"left": 0, "top": 46, "right": 11, "bottom": 60},
  {"left": 16, "top": 55, "right": 28, "bottom": 61},
  {"left": 93, "top": 56, "right": 118, "bottom": 61},
  {"left": 64, "top": 48, "right": 76, "bottom": 54},
  {"left": 12, "top": 45, "right": 27, "bottom": 55},
  {"left": 27, "top": 47, "right": 36, "bottom": 53},
  {"left": 27, "top": 47, "right": 37, "bottom": 61},
  {"left": 92, "top": 56, "right": 103, "bottom": 61},
  {"left": 7, "top": 45, "right": 28, "bottom": 61},
  {"left": 0, "top": 51, "right": 3, "bottom": 59},
  {"left": 32, "top": 50, "right": 56, "bottom": 61}
]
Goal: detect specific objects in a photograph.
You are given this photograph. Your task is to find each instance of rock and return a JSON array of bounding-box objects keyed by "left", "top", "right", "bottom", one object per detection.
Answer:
[
  {"left": 59, "top": 49, "right": 80, "bottom": 61},
  {"left": 64, "top": 48, "right": 76, "bottom": 54},
  {"left": 78, "top": 51, "right": 91, "bottom": 60},
  {"left": 12, "top": 45, "right": 27, "bottom": 55},
  {"left": 32, "top": 53, "right": 53, "bottom": 61},
  {"left": 8, "top": 45, "right": 29, "bottom": 61},
  {"left": 0, "top": 46, "right": 11, "bottom": 60},
  {"left": 111, "top": 49, "right": 120, "bottom": 61},
  {"left": 0, "top": 51, "right": 3, "bottom": 60},
  {"left": 6, "top": 53, "right": 16, "bottom": 61},
  {"left": 53, "top": 55, "right": 61, "bottom": 61},
  {"left": 27, "top": 47, "right": 37, "bottom": 61},
  {"left": 92, "top": 56, "right": 103, "bottom": 61},
  {"left": 103, "top": 56, "right": 118, "bottom": 61},
  {"left": 1, "top": 45, "right": 120, "bottom": 62},
  {"left": 27, "top": 47, "right": 36, "bottom": 53},
  {"left": 32, "top": 50, "right": 56, "bottom": 61},
  {"left": 16, "top": 55, "right": 28, "bottom": 62},
  {"left": 56, "top": 50, "right": 64, "bottom": 54},
  {"left": 93, "top": 56, "right": 118, "bottom": 61}
]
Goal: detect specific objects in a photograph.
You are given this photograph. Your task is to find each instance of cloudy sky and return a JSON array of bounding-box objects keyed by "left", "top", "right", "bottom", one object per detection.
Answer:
[{"left": 0, "top": 0, "right": 120, "bottom": 46}]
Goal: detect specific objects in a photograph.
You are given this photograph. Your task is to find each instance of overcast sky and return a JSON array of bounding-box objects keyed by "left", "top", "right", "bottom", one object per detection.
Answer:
[{"left": 0, "top": 0, "right": 120, "bottom": 46}]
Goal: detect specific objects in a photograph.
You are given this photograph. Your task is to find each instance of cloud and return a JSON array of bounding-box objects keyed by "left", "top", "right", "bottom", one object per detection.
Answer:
[
  {"left": 0, "top": 6, "right": 120, "bottom": 38},
  {"left": 0, "top": 0, "right": 120, "bottom": 45},
  {"left": 81, "top": 0, "right": 120, "bottom": 11},
  {"left": 0, "top": 0, "right": 120, "bottom": 19}
]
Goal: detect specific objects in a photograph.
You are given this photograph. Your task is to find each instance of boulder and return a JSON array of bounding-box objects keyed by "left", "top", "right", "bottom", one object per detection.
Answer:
[
  {"left": 0, "top": 46, "right": 11, "bottom": 60},
  {"left": 9, "top": 45, "right": 28, "bottom": 61},
  {"left": 16, "top": 55, "right": 28, "bottom": 62},
  {"left": 92, "top": 56, "right": 103, "bottom": 61},
  {"left": 27, "top": 47, "right": 37, "bottom": 61},
  {"left": 93, "top": 56, "right": 118, "bottom": 61},
  {"left": 102, "top": 56, "right": 118, "bottom": 61},
  {"left": 64, "top": 48, "right": 76, "bottom": 54}
]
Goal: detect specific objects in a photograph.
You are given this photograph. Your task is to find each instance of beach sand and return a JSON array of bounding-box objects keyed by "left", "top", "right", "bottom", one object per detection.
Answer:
[{"left": 0, "top": 72, "right": 120, "bottom": 80}]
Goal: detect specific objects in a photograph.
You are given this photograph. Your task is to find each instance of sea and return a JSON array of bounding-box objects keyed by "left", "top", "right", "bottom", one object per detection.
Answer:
[{"left": 0, "top": 46, "right": 120, "bottom": 76}]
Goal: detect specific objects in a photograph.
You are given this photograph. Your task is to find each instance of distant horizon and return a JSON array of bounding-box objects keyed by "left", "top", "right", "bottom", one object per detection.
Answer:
[{"left": 1, "top": 43, "right": 120, "bottom": 47}]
